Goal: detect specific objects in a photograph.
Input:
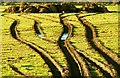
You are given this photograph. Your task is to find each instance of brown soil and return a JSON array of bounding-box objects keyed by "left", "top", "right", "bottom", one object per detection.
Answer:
[
  {"left": 76, "top": 15, "right": 120, "bottom": 77},
  {"left": 81, "top": 3, "right": 109, "bottom": 13},
  {"left": 3, "top": 3, "right": 79, "bottom": 13},
  {"left": 8, "top": 17, "right": 64, "bottom": 77},
  {"left": 3, "top": 12, "right": 119, "bottom": 77}
]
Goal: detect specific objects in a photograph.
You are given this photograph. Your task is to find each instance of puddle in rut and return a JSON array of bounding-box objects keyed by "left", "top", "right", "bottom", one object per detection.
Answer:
[
  {"left": 61, "top": 33, "right": 68, "bottom": 40},
  {"left": 38, "top": 34, "right": 45, "bottom": 39}
]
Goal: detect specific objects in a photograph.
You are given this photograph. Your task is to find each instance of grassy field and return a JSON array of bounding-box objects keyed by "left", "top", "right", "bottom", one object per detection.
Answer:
[
  {"left": 1, "top": 16, "right": 52, "bottom": 76},
  {"left": 65, "top": 15, "right": 108, "bottom": 64},
  {"left": 1, "top": 14, "right": 68, "bottom": 76},
  {"left": 1, "top": 4, "right": 119, "bottom": 77},
  {"left": 83, "top": 13, "right": 118, "bottom": 54}
]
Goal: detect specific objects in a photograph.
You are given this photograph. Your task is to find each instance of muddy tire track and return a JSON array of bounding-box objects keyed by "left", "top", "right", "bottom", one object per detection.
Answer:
[
  {"left": 33, "top": 20, "right": 56, "bottom": 44},
  {"left": 66, "top": 41, "right": 90, "bottom": 77},
  {"left": 3, "top": 13, "right": 119, "bottom": 77},
  {"left": 76, "top": 15, "right": 120, "bottom": 77},
  {"left": 58, "top": 13, "right": 91, "bottom": 77},
  {"left": 64, "top": 21, "right": 90, "bottom": 77},
  {"left": 9, "top": 18, "right": 64, "bottom": 77},
  {"left": 76, "top": 49, "right": 116, "bottom": 77},
  {"left": 58, "top": 14, "right": 81, "bottom": 77},
  {"left": 63, "top": 14, "right": 115, "bottom": 77},
  {"left": 19, "top": 15, "right": 56, "bottom": 44},
  {"left": 62, "top": 14, "right": 116, "bottom": 77}
]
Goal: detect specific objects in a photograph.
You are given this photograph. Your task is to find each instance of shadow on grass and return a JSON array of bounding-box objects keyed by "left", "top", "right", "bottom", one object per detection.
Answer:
[{"left": 8, "top": 64, "right": 26, "bottom": 76}]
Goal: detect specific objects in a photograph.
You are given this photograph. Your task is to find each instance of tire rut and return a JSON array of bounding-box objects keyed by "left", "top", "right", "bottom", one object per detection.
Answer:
[
  {"left": 8, "top": 64, "right": 27, "bottom": 76},
  {"left": 66, "top": 41, "right": 90, "bottom": 77},
  {"left": 58, "top": 13, "right": 91, "bottom": 77},
  {"left": 9, "top": 17, "right": 64, "bottom": 78},
  {"left": 64, "top": 14, "right": 115, "bottom": 77},
  {"left": 19, "top": 15, "right": 56, "bottom": 44},
  {"left": 76, "top": 49, "right": 116, "bottom": 77},
  {"left": 3, "top": 13, "right": 119, "bottom": 77},
  {"left": 76, "top": 15, "right": 120, "bottom": 77},
  {"left": 64, "top": 21, "right": 90, "bottom": 77},
  {"left": 58, "top": 14, "right": 81, "bottom": 77},
  {"left": 62, "top": 14, "right": 116, "bottom": 77}
]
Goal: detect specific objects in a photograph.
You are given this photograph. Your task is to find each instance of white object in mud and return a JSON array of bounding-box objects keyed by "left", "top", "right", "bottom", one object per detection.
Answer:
[
  {"left": 61, "top": 33, "right": 68, "bottom": 40},
  {"left": 38, "top": 34, "right": 45, "bottom": 39}
]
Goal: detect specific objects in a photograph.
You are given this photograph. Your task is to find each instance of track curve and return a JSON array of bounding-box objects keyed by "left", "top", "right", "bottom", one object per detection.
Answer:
[
  {"left": 19, "top": 15, "right": 56, "bottom": 44},
  {"left": 9, "top": 17, "right": 64, "bottom": 78},
  {"left": 2, "top": 13, "right": 119, "bottom": 77},
  {"left": 58, "top": 13, "right": 92, "bottom": 77},
  {"left": 76, "top": 15, "right": 120, "bottom": 77}
]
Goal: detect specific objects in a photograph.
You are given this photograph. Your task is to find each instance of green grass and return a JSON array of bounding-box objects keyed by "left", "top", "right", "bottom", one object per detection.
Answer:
[
  {"left": 1, "top": 5, "right": 119, "bottom": 76},
  {"left": 63, "top": 6, "right": 118, "bottom": 75},
  {"left": 83, "top": 13, "right": 118, "bottom": 55},
  {"left": 65, "top": 15, "right": 108, "bottom": 64},
  {"left": 1, "top": 15, "right": 52, "bottom": 76},
  {"left": 0, "top": 5, "right": 11, "bottom": 12},
  {"left": 23, "top": 13, "right": 62, "bottom": 41},
  {"left": 2, "top": 14, "right": 68, "bottom": 76},
  {"left": 106, "top": 5, "right": 118, "bottom": 12}
]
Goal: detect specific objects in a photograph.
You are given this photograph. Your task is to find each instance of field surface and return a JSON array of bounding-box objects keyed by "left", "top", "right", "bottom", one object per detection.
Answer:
[{"left": 1, "top": 5, "right": 120, "bottom": 77}]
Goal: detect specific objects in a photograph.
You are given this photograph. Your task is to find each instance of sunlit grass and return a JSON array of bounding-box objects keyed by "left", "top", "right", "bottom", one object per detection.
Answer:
[
  {"left": 22, "top": 14, "right": 62, "bottom": 41},
  {"left": 83, "top": 13, "right": 118, "bottom": 54},
  {"left": 1, "top": 5, "right": 119, "bottom": 76},
  {"left": 106, "top": 5, "right": 118, "bottom": 12},
  {"left": 65, "top": 15, "right": 108, "bottom": 64},
  {"left": 4, "top": 14, "right": 67, "bottom": 68},
  {"left": 1, "top": 15, "right": 52, "bottom": 76}
]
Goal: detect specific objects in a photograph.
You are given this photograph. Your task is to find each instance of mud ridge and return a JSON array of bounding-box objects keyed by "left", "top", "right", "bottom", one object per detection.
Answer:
[
  {"left": 66, "top": 41, "right": 90, "bottom": 77},
  {"left": 9, "top": 17, "right": 64, "bottom": 77},
  {"left": 76, "top": 49, "right": 116, "bottom": 77},
  {"left": 58, "top": 13, "right": 91, "bottom": 77},
  {"left": 57, "top": 13, "right": 81, "bottom": 77},
  {"left": 64, "top": 21, "right": 90, "bottom": 77},
  {"left": 76, "top": 15, "right": 120, "bottom": 77},
  {"left": 78, "top": 13, "right": 102, "bottom": 18}
]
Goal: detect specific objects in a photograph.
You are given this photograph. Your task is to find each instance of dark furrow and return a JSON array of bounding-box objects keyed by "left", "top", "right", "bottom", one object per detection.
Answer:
[
  {"left": 19, "top": 15, "right": 56, "bottom": 44},
  {"left": 9, "top": 18, "right": 63, "bottom": 78},
  {"left": 63, "top": 19, "right": 90, "bottom": 77},
  {"left": 65, "top": 14, "right": 115, "bottom": 77},
  {"left": 66, "top": 41, "right": 91, "bottom": 77},
  {"left": 57, "top": 40, "right": 81, "bottom": 77},
  {"left": 33, "top": 20, "right": 56, "bottom": 44},
  {"left": 8, "top": 64, "right": 28, "bottom": 76},
  {"left": 76, "top": 15, "right": 120, "bottom": 77},
  {"left": 57, "top": 13, "right": 82, "bottom": 77},
  {"left": 59, "top": 13, "right": 93, "bottom": 77},
  {"left": 76, "top": 50, "right": 116, "bottom": 77},
  {"left": 8, "top": 64, "right": 25, "bottom": 76}
]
